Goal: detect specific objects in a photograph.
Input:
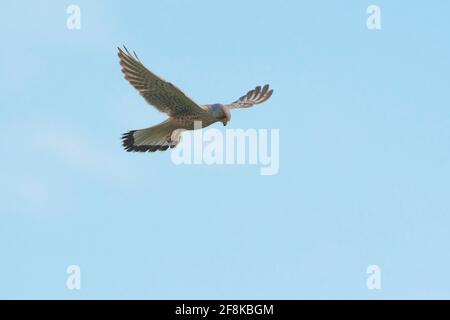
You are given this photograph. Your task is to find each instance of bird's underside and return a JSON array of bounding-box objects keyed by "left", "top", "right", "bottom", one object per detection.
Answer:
[{"left": 118, "top": 46, "right": 273, "bottom": 152}]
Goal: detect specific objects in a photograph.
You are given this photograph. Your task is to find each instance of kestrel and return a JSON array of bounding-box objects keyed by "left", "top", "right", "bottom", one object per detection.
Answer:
[{"left": 118, "top": 46, "right": 273, "bottom": 152}]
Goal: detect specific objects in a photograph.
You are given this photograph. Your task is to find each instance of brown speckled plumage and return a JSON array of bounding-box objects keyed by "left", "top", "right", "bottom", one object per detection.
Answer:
[{"left": 118, "top": 46, "right": 273, "bottom": 152}]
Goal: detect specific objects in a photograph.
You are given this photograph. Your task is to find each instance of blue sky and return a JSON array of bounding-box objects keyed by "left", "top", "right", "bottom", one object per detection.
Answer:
[{"left": 0, "top": 0, "right": 449, "bottom": 299}]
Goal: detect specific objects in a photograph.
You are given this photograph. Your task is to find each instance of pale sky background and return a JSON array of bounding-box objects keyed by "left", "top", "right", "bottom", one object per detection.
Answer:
[{"left": 0, "top": 1, "right": 449, "bottom": 299}]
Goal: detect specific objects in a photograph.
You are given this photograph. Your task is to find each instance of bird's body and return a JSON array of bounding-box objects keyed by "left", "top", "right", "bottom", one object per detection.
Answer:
[
  {"left": 118, "top": 46, "right": 273, "bottom": 152},
  {"left": 171, "top": 105, "right": 225, "bottom": 130}
]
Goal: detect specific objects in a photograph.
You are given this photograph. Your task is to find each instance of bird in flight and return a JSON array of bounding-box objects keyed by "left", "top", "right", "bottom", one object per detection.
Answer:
[{"left": 118, "top": 46, "right": 274, "bottom": 152}]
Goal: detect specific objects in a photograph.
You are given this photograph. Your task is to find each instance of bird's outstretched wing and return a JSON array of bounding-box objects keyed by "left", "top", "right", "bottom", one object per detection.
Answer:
[
  {"left": 118, "top": 46, "right": 206, "bottom": 117},
  {"left": 224, "top": 84, "right": 273, "bottom": 110}
]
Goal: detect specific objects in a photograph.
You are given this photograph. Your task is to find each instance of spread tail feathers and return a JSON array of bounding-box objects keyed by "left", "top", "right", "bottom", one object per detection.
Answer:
[{"left": 122, "top": 120, "right": 179, "bottom": 152}]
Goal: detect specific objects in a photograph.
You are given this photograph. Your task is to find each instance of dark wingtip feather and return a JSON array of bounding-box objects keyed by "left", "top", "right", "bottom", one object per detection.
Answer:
[
  {"left": 260, "top": 84, "right": 270, "bottom": 96},
  {"left": 133, "top": 50, "right": 140, "bottom": 61},
  {"left": 260, "top": 89, "right": 273, "bottom": 103},
  {"left": 123, "top": 45, "right": 131, "bottom": 55},
  {"left": 252, "top": 85, "right": 261, "bottom": 99}
]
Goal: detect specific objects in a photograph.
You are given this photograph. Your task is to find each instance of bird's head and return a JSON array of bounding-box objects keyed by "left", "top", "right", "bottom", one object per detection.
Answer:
[
  {"left": 209, "top": 104, "right": 231, "bottom": 126},
  {"left": 222, "top": 108, "right": 231, "bottom": 126}
]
